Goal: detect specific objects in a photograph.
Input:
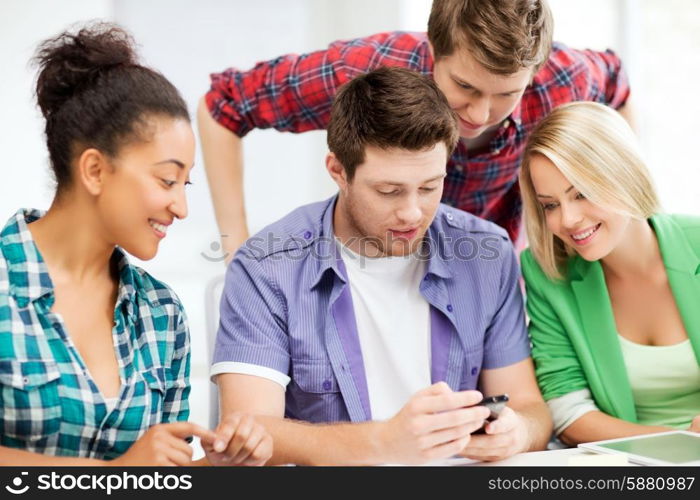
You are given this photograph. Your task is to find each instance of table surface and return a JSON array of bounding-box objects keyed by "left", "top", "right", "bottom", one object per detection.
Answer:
[
  {"left": 412, "top": 448, "right": 638, "bottom": 467},
  {"left": 473, "top": 448, "right": 589, "bottom": 466}
]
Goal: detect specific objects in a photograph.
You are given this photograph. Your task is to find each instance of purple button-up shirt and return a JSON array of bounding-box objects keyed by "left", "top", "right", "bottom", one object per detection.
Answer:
[{"left": 213, "top": 196, "right": 530, "bottom": 423}]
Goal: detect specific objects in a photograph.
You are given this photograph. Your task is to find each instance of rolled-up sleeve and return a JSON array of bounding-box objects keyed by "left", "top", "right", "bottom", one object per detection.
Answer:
[
  {"left": 204, "top": 46, "right": 347, "bottom": 137},
  {"left": 577, "top": 48, "right": 630, "bottom": 109},
  {"left": 548, "top": 388, "right": 600, "bottom": 435},
  {"left": 203, "top": 32, "right": 430, "bottom": 138}
]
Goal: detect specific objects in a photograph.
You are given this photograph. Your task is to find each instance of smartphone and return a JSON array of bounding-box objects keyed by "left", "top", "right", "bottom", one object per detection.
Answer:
[{"left": 472, "top": 394, "right": 509, "bottom": 434}]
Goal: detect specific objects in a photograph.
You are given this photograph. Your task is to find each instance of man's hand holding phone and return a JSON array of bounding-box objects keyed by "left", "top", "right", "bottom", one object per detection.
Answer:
[
  {"left": 459, "top": 394, "right": 530, "bottom": 462},
  {"left": 378, "top": 382, "right": 491, "bottom": 464}
]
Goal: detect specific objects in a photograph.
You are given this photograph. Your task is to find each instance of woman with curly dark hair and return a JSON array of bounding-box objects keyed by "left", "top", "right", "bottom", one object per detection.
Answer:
[{"left": 0, "top": 22, "right": 271, "bottom": 466}]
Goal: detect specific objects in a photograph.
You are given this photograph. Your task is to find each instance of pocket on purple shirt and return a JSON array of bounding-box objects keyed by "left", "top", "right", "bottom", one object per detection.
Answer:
[{"left": 285, "top": 359, "right": 347, "bottom": 423}]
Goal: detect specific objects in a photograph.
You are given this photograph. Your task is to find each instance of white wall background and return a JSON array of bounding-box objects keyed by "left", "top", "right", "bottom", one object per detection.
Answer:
[{"left": 1, "top": 0, "right": 699, "bottom": 456}]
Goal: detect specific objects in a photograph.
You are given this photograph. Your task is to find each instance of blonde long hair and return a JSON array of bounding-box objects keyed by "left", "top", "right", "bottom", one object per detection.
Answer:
[{"left": 520, "top": 102, "right": 660, "bottom": 280}]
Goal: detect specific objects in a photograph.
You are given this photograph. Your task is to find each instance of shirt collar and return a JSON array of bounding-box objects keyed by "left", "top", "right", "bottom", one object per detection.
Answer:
[
  {"left": 500, "top": 97, "right": 524, "bottom": 137},
  {"left": 650, "top": 214, "right": 700, "bottom": 276},
  {"left": 510, "top": 100, "right": 523, "bottom": 125},
  {"left": 423, "top": 220, "right": 453, "bottom": 280},
  {"left": 1, "top": 209, "right": 53, "bottom": 306},
  {"left": 114, "top": 248, "right": 148, "bottom": 309},
  {"left": 309, "top": 196, "right": 346, "bottom": 290},
  {"left": 1, "top": 208, "right": 152, "bottom": 309},
  {"left": 308, "top": 197, "right": 454, "bottom": 289}
]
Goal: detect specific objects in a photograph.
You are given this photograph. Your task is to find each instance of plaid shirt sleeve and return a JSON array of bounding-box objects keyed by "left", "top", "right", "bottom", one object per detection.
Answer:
[
  {"left": 205, "top": 48, "right": 345, "bottom": 137},
  {"left": 572, "top": 48, "right": 630, "bottom": 107},
  {"left": 205, "top": 32, "right": 429, "bottom": 137},
  {"left": 162, "top": 304, "right": 191, "bottom": 424},
  {"left": 529, "top": 44, "right": 630, "bottom": 114}
]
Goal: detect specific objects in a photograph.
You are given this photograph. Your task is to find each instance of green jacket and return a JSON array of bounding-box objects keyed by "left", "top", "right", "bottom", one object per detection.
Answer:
[{"left": 521, "top": 213, "right": 700, "bottom": 422}]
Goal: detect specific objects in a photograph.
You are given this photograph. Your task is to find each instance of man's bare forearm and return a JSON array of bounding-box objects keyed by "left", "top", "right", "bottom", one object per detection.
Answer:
[
  {"left": 249, "top": 415, "right": 386, "bottom": 466},
  {"left": 197, "top": 97, "right": 249, "bottom": 262},
  {"left": 514, "top": 400, "right": 553, "bottom": 452},
  {"left": 216, "top": 377, "right": 486, "bottom": 465}
]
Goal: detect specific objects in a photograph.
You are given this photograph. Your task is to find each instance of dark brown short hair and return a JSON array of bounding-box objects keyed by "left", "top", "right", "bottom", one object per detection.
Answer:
[
  {"left": 326, "top": 67, "right": 459, "bottom": 180},
  {"left": 428, "top": 0, "right": 553, "bottom": 75},
  {"left": 34, "top": 22, "right": 189, "bottom": 193}
]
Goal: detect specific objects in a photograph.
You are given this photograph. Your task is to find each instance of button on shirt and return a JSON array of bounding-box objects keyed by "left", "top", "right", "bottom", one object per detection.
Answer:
[
  {"left": 0, "top": 209, "right": 190, "bottom": 459},
  {"left": 211, "top": 196, "right": 530, "bottom": 423}
]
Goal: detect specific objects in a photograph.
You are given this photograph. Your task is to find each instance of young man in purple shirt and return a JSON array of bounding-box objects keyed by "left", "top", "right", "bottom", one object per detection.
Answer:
[{"left": 209, "top": 68, "right": 551, "bottom": 465}]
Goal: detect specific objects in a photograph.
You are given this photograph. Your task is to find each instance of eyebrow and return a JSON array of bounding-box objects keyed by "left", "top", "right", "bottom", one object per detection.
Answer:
[
  {"left": 451, "top": 74, "right": 525, "bottom": 95},
  {"left": 536, "top": 185, "right": 575, "bottom": 198},
  {"left": 376, "top": 174, "right": 446, "bottom": 186},
  {"left": 153, "top": 159, "right": 186, "bottom": 169}
]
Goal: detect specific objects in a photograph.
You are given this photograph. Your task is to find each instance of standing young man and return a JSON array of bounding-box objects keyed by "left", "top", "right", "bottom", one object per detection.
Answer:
[
  {"left": 209, "top": 68, "right": 551, "bottom": 465},
  {"left": 198, "top": 0, "right": 631, "bottom": 259}
]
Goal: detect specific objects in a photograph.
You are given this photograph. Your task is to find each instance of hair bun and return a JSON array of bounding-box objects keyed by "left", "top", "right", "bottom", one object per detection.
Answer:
[{"left": 34, "top": 22, "right": 138, "bottom": 119}]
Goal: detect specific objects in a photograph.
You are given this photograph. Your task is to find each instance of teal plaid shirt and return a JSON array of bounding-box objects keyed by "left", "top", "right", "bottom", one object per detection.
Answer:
[{"left": 0, "top": 209, "right": 190, "bottom": 459}]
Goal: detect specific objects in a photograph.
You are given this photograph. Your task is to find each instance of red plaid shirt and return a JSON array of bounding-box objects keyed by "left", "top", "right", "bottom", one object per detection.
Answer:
[{"left": 206, "top": 32, "right": 630, "bottom": 241}]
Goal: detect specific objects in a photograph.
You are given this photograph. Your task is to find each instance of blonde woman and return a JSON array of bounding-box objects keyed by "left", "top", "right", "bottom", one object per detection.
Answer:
[{"left": 519, "top": 101, "right": 700, "bottom": 446}]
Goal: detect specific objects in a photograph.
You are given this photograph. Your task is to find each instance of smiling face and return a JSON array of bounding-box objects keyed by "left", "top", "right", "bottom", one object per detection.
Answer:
[
  {"left": 95, "top": 117, "right": 195, "bottom": 260},
  {"left": 432, "top": 47, "right": 532, "bottom": 140},
  {"left": 329, "top": 143, "right": 448, "bottom": 257},
  {"left": 528, "top": 154, "right": 633, "bottom": 262}
]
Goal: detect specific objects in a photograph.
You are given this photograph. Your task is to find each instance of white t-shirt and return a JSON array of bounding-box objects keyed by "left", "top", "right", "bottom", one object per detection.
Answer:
[{"left": 339, "top": 241, "right": 431, "bottom": 421}]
